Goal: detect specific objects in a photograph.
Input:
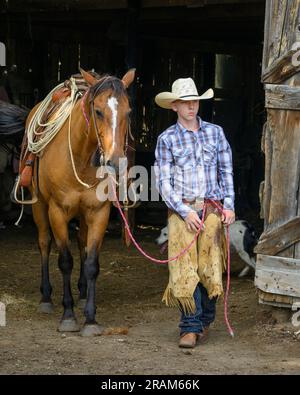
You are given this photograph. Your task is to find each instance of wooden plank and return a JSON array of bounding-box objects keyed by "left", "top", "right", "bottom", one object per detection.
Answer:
[
  {"left": 295, "top": 134, "right": 300, "bottom": 259},
  {"left": 258, "top": 180, "right": 264, "bottom": 219},
  {"left": 255, "top": 216, "right": 300, "bottom": 255},
  {"left": 262, "top": 0, "right": 299, "bottom": 70},
  {"left": 142, "top": 0, "right": 265, "bottom": 6},
  {"left": 279, "top": 0, "right": 299, "bottom": 59},
  {"left": 265, "top": 84, "right": 300, "bottom": 111},
  {"left": 0, "top": 0, "right": 128, "bottom": 12},
  {"left": 152, "top": 37, "right": 260, "bottom": 55},
  {"left": 261, "top": 110, "right": 300, "bottom": 258},
  {"left": 262, "top": 48, "right": 300, "bottom": 84},
  {"left": 267, "top": 0, "right": 288, "bottom": 68},
  {"left": 261, "top": 0, "right": 271, "bottom": 73},
  {"left": 255, "top": 254, "right": 300, "bottom": 298},
  {"left": 257, "top": 289, "right": 296, "bottom": 308},
  {"left": 257, "top": 0, "right": 300, "bottom": 301},
  {"left": 256, "top": 253, "right": 300, "bottom": 270},
  {"left": 262, "top": 121, "right": 272, "bottom": 229}
]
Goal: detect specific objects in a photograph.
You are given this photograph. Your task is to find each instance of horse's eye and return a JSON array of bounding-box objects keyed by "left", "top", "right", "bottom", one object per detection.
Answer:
[{"left": 95, "top": 109, "right": 103, "bottom": 118}]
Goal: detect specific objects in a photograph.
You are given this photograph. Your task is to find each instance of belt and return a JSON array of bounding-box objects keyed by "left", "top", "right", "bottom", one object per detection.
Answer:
[
  {"left": 183, "top": 198, "right": 199, "bottom": 204},
  {"left": 168, "top": 199, "right": 223, "bottom": 219},
  {"left": 182, "top": 197, "right": 204, "bottom": 211},
  {"left": 182, "top": 198, "right": 221, "bottom": 205},
  {"left": 183, "top": 198, "right": 223, "bottom": 214}
]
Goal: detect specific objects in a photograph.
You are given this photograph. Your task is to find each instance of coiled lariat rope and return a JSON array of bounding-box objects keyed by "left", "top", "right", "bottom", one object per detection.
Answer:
[
  {"left": 109, "top": 174, "right": 234, "bottom": 337},
  {"left": 27, "top": 78, "right": 79, "bottom": 154}
]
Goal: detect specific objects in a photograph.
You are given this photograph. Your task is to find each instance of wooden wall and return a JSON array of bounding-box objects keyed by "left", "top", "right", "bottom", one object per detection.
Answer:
[{"left": 254, "top": 0, "right": 300, "bottom": 308}]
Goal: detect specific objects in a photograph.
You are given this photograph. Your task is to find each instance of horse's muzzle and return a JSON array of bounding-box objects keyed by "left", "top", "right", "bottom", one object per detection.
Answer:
[{"left": 106, "top": 156, "right": 127, "bottom": 175}]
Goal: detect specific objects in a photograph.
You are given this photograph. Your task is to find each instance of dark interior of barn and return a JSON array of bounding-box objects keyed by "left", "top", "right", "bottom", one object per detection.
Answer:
[
  {"left": 0, "top": 0, "right": 266, "bottom": 230},
  {"left": 2, "top": 0, "right": 300, "bottom": 376}
]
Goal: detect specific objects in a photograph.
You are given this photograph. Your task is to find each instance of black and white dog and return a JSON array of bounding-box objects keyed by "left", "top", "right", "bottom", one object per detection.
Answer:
[{"left": 156, "top": 220, "right": 258, "bottom": 277}]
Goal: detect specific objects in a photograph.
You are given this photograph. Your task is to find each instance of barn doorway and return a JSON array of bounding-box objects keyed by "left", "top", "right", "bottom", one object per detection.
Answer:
[{"left": 0, "top": 1, "right": 266, "bottom": 230}]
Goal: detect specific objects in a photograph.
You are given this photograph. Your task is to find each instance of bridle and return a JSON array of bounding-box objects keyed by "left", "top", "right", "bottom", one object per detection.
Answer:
[
  {"left": 79, "top": 76, "right": 137, "bottom": 208},
  {"left": 80, "top": 75, "right": 134, "bottom": 167}
]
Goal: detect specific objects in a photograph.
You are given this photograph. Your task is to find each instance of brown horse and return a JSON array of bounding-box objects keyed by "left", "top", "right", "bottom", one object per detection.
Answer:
[{"left": 26, "top": 69, "right": 135, "bottom": 336}]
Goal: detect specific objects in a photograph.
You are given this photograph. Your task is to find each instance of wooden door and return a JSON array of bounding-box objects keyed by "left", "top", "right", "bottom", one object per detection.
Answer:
[{"left": 254, "top": 0, "right": 300, "bottom": 309}]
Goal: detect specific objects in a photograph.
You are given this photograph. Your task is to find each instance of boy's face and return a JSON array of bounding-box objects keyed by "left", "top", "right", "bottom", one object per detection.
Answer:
[{"left": 171, "top": 100, "right": 199, "bottom": 121}]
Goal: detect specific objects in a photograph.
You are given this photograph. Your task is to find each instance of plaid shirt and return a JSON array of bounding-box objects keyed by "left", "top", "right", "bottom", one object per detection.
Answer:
[{"left": 154, "top": 117, "right": 235, "bottom": 219}]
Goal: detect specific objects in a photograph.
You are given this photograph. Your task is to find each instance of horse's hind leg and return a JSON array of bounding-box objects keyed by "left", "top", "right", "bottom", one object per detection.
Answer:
[
  {"left": 32, "top": 201, "right": 53, "bottom": 313},
  {"left": 49, "top": 203, "right": 79, "bottom": 332},
  {"left": 76, "top": 216, "right": 87, "bottom": 307}
]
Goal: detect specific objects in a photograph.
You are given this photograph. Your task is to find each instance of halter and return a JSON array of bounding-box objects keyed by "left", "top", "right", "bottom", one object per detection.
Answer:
[{"left": 80, "top": 75, "right": 132, "bottom": 167}]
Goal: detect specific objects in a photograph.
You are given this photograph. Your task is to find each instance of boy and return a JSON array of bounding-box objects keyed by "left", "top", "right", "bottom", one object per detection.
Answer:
[{"left": 154, "top": 77, "right": 235, "bottom": 348}]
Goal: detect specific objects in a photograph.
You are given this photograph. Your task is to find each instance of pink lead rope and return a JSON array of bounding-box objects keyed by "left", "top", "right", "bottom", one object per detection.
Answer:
[{"left": 111, "top": 181, "right": 234, "bottom": 337}]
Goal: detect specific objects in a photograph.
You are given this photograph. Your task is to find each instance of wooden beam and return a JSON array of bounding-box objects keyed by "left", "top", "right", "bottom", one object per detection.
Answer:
[
  {"left": 255, "top": 254, "right": 300, "bottom": 298},
  {"left": 265, "top": 84, "right": 300, "bottom": 111},
  {"left": 145, "top": 36, "right": 261, "bottom": 54},
  {"left": 254, "top": 216, "right": 300, "bottom": 255},
  {"left": 259, "top": 109, "right": 300, "bottom": 254},
  {"left": 262, "top": 48, "right": 300, "bottom": 84},
  {"left": 257, "top": 289, "right": 298, "bottom": 309},
  {"left": 142, "top": 0, "right": 265, "bottom": 7},
  {"left": 0, "top": 0, "right": 128, "bottom": 12},
  {"left": 140, "top": 2, "right": 265, "bottom": 19}
]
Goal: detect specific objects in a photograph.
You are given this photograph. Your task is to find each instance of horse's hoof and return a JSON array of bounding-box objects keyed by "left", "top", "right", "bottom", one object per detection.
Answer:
[
  {"left": 77, "top": 299, "right": 87, "bottom": 309},
  {"left": 80, "top": 324, "right": 104, "bottom": 337},
  {"left": 58, "top": 318, "right": 80, "bottom": 332},
  {"left": 39, "top": 302, "right": 53, "bottom": 314}
]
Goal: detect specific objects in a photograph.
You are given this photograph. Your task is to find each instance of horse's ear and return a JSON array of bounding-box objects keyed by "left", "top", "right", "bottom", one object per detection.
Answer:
[
  {"left": 122, "top": 68, "right": 136, "bottom": 89},
  {"left": 80, "top": 67, "right": 98, "bottom": 86}
]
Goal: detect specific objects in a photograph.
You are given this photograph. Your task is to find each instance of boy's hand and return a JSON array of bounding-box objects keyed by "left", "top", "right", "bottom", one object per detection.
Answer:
[
  {"left": 185, "top": 211, "right": 202, "bottom": 232},
  {"left": 221, "top": 209, "right": 235, "bottom": 225}
]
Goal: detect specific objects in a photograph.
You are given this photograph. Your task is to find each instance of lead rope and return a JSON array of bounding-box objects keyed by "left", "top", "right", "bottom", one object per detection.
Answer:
[
  {"left": 209, "top": 200, "right": 234, "bottom": 338},
  {"left": 110, "top": 175, "right": 206, "bottom": 264},
  {"left": 110, "top": 175, "right": 234, "bottom": 337}
]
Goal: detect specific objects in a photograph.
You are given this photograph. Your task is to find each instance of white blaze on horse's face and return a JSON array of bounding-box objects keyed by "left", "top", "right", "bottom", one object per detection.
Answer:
[{"left": 107, "top": 96, "right": 118, "bottom": 153}]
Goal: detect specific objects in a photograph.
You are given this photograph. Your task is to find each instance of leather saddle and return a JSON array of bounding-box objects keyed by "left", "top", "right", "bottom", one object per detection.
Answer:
[{"left": 18, "top": 73, "right": 93, "bottom": 190}]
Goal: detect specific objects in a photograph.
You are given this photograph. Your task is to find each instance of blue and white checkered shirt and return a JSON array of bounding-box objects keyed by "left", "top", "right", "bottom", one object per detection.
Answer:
[{"left": 154, "top": 117, "right": 235, "bottom": 219}]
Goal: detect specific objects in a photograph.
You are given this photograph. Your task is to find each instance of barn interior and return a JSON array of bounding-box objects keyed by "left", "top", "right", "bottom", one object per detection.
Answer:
[
  {"left": 2, "top": 1, "right": 300, "bottom": 376},
  {"left": 0, "top": 0, "right": 266, "bottom": 228}
]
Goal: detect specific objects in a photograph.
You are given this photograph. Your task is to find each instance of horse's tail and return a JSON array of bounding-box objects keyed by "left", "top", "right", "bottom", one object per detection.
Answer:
[{"left": 0, "top": 100, "right": 29, "bottom": 141}]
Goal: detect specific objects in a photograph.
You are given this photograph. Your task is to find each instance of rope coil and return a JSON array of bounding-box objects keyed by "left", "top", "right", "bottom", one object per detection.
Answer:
[{"left": 26, "top": 78, "right": 79, "bottom": 154}]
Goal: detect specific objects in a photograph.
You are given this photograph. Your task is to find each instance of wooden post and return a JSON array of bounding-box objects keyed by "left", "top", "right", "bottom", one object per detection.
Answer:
[
  {"left": 122, "top": 0, "right": 140, "bottom": 247},
  {"left": 254, "top": 0, "right": 300, "bottom": 309}
]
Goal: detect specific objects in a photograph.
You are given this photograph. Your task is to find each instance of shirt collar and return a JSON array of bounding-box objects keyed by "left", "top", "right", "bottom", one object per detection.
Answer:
[{"left": 176, "top": 116, "right": 203, "bottom": 134}]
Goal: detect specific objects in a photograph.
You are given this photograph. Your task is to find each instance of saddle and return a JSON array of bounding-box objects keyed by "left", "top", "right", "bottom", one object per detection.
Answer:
[{"left": 18, "top": 73, "right": 97, "bottom": 190}]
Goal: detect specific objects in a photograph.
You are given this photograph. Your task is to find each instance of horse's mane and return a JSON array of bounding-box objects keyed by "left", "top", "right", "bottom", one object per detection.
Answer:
[{"left": 89, "top": 74, "right": 127, "bottom": 100}]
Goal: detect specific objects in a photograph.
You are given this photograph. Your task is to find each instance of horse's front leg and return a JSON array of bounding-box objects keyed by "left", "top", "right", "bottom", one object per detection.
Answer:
[
  {"left": 48, "top": 203, "right": 80, "bottom": 332},
  {"left": 76, "top": 216, "right": 88, "bottom": 308},
  {"left": 81, "top": 202, "right": 111, "bottom": 337}
]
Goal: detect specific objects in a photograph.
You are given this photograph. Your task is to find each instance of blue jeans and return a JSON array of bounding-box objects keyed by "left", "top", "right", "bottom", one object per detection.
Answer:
[{"left": 179, "top": 283, "right": 217, "bottom": 335}]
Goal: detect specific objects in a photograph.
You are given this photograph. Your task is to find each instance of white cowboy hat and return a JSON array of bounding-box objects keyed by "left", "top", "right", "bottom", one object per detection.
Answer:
[{"left": 155, "top": 77, "right": 214, "bottom": 109}]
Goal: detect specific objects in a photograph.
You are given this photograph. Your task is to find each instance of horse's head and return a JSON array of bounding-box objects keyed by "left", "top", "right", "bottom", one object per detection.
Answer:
[{"left": 80, "top": 68, "right": 135, "bottom": 174}]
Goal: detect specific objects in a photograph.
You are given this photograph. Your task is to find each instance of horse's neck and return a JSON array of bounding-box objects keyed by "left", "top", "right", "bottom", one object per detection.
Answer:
[{"left": 68, "top": 100, "right": 97, "bottom": 168}]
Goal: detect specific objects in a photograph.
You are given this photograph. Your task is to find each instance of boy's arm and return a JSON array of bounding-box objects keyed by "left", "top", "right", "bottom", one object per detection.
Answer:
[
  {"left": 154, "top": 136, "right": 193, "bottom": 219},
  {"left": 217, "top": 127, "right": 235, "bottom": 211}
]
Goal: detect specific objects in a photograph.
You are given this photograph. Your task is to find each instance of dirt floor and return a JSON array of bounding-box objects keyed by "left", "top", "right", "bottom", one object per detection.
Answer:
[{"left": 0, "top": 220, "right": 299, "bottom": 375}]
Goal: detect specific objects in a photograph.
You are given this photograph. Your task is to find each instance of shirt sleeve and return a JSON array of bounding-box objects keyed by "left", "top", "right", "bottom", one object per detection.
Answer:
[
  {"left": 217, "top": 127, "right": 235, "bottom": 211},
  {"left": 154, "top": 135, "right": 193, "bottom": 219}
]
